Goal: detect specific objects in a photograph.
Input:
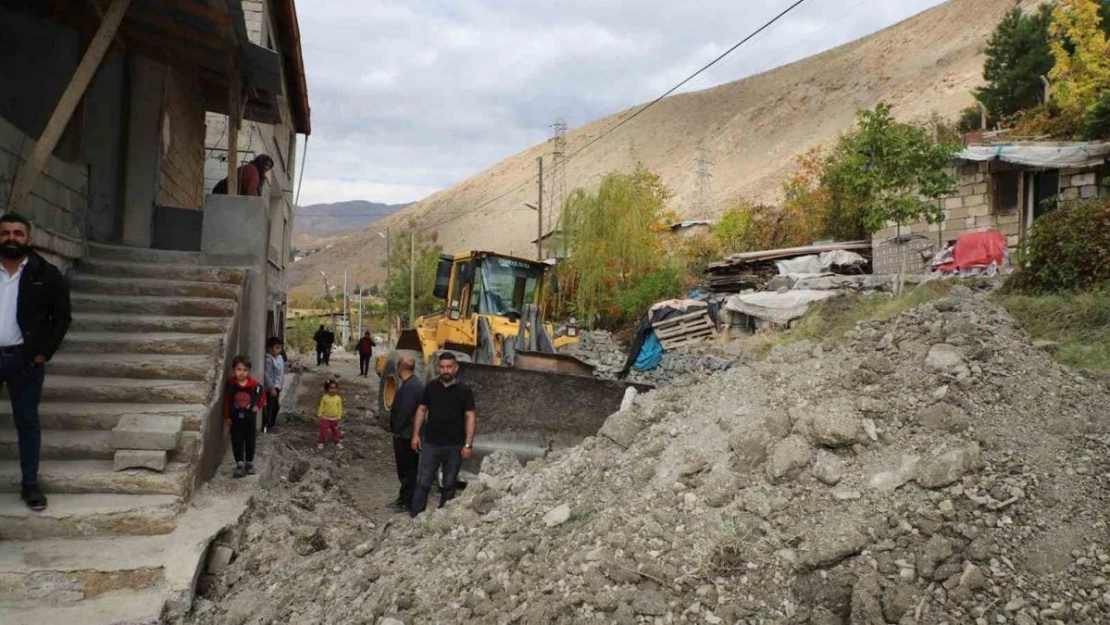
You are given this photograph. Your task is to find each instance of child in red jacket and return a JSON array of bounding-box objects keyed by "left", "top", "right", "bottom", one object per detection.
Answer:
[{"left": 224, "top": 355, "right": 266, "bottom": 478}]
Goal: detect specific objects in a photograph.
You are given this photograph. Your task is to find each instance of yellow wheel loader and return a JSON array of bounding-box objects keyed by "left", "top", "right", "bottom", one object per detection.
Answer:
[{"left": 376, "top": 251, "right": 647, "bottom": 465}]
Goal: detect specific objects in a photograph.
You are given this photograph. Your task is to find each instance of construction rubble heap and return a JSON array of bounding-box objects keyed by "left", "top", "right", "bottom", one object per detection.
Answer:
[
  {"left": 185, "top": 286, "right": 1110, "bottom": 625},
  {"left": 563, "top": 330, "right": 737, "bottom": 385}
]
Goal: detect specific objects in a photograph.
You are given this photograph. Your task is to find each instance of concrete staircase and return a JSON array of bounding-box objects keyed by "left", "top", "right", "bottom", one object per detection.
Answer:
[{"left": 0, "top": 243, "right": 249, "bottom": 624}]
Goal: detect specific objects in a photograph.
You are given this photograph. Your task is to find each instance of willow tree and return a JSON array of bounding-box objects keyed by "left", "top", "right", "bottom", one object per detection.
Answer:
[{"left": 559, "top": 165, "right": 674, "bottom": 325}]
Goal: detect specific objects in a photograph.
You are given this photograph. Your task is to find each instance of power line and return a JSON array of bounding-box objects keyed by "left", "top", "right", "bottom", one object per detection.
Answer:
[{"left": 416, "top": 0, "right": 812, "bottom": 234}]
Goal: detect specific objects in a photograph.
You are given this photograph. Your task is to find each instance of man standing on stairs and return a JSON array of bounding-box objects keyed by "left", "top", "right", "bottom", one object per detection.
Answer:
[{"left": 0, "top": 213, "right": 71, "bottom": 512}]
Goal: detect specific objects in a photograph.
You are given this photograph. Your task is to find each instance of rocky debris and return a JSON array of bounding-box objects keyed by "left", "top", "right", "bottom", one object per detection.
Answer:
[
  {"left": 184, "top": 287, "right": 1110, "bottom": 625},
  {"left": 563, "top": 330, "right": 736, "bottom": 385}
]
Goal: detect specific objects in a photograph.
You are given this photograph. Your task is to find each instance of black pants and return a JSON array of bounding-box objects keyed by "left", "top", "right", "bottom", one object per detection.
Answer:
[
  {"left": 359, "top": 355, "right": 371, "bottom": 376},
  {"left": 264, "top": 389, "right": 280, "bottom": 429},
  {"left": 316, "top": 346, "right": 326, "bottom": 365},
  {"left": 0, "top": 350, "right": 45, "bottom": 489},
  {"left": 410, "top": 442, "right": 463, "bottom": 517},
  {"left": 392, "top": 436, "right": 419, "bottom": 508},
  {"left": 229, "top": 417, "right": 256, "bottom": 464}
]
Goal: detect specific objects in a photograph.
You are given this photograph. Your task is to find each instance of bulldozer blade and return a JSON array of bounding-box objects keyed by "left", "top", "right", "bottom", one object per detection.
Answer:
[
  {"left": 511, "top": 350, "right": 597, "bottom": 377},
  {"left": 456, "top": 361, "right": 652, "bottom": 472}
]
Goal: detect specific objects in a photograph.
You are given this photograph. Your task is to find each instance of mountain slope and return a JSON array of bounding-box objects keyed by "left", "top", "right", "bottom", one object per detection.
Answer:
[
  {"left": 293, "top": 201, "right": 409, "bottom": 248},
  {"left": 290, "top": 0, "right": 1038, "bottom": 299}
]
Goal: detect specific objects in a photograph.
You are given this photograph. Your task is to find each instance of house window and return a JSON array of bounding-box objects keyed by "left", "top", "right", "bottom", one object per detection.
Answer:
[{"left": 992, "top": 170, "right": 1020, "bottom": 213}]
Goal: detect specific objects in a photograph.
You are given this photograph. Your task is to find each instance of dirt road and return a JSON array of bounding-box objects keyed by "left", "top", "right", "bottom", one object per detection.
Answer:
[{"left": 282, "top": 349, "right": 402, "bottom": 521}]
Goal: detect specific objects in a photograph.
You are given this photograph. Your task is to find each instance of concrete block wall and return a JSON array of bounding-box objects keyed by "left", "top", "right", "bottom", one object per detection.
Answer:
[
  {"left": 1058, "top": 167, "right": 1109, "bottom": 201},
  {"left": 157, "top": 70, "right": 206, "bottom": 210},
  {"left": 0, "top": 115, "right": 87, "bottom": 262}
]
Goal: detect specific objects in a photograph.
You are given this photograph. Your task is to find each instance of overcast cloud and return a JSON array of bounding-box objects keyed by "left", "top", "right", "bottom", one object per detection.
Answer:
[{"left": 293, "top": 0, "right": 949, "bottom": 208}]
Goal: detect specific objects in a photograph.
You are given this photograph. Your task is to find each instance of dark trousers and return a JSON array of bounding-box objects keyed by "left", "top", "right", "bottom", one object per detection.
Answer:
[
  {"left": 229, "top": 416, "right": 256, "bottom": 464},
  {"left": 264, "top": 389, "right": 280, "bottom": 429},
  {"left": 410, "top": 442, "right": 463, "bottom": 517},
  {"left": 0, "top": 351, "right": 45, "bottom": 489},
  {"left": 359, "top": 355, "right": 371, "bottom": 376},
  {"left": 392, "top": 436, "right": 419, "bottom": 507},
  {"left": 316, "top": 346, "right": 326, "bottom": 365}
]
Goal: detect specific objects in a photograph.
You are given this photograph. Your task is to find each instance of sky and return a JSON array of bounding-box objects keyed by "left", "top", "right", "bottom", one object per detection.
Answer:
[{"left": 293, "top": 0, "right": 950, "bottom": 208}]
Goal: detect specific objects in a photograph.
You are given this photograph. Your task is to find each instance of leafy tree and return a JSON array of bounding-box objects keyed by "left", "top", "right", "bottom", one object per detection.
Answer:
[
  {"left": 821, "top": 104, "right": 959, "bottom": 238},
  {"left": 1048, "top": 0, "right": 1110, "bottom": 129},
  {"left": 1083, "top": 90, "right": 1110, "bottom": 138},
  {"left": 974, "top": 6, "right": 1055, "bottom": 123},
  {"left": 380, "top": 225, "right": 443, "bottom": 324},
  {"left": 558, "top": 165, "right": 674, "bottom": 325}
]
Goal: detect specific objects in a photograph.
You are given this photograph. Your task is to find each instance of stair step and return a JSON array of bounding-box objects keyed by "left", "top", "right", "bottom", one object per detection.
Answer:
[
  {"left": 69, "top": 275, "right": 240, "bottom": 300},
  {"left": 86, "top": 242, "right": 201, "bottom": 265},
  {"left": 0, "top": 589, "right": 166, "bottom": 625},
  {"left": 0, "top": 459, "right": 190, "bottom": 495},
  {"left": 0, "top": 403, "right": 208, "bottom": 432},
  {"left": 71, "top": 313, "right": 230, "bottom": 335},
  {"left": 77, "top": 258, "right": 245, "bottom": 285},
  {"left": 71, "top": 294, "right": 235, "bottom": 318},
  {"left": 0, "top": 494, "right": 181, "bottom": 540},
  {"left": 0, "top": 535, "right": 168, "bottom": 602},
  {"left": 49, "top": 353, "right": 214, "bottom": 381},
  {"left": 60, "top": 332, "right": 223, "bottom": 357},
  {"left": 0, "top": 376, "right": 211, "bottom": 404},
  {"left": 0, "top": 430, "right": 199, "bottom": 462}
]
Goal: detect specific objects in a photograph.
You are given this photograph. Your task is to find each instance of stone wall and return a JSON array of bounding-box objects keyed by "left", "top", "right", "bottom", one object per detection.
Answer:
[
  {"left": 157, "top": 70, "right": 206, "bottom": 210},
  {"left": 874, "top": 160, "right": 1110, "bottom": 252},
  {"left": 0, "top": 115, "right": 86, "bottom": 262}
]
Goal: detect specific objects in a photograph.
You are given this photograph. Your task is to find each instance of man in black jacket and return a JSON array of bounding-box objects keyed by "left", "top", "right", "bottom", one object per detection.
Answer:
[
  {"left": 0, "top": 213, "right": 71, "bottom": 511},
  {"left": 388, "top": 355, "right": 423, "bottom": 512}
]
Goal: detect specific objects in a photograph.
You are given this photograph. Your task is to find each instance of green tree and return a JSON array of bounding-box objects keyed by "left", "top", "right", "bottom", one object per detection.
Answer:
[
  {"left": 380, "top": 226, "right": 443, "bottom": 324},
  {"left": 822, "top": 103, "right": 960, "bottom": 238},
  {"left": 1049, "top": 0, "right": 1110, "bottom": 129},
  {"left": 974, "top": 6, "right": 1055, "bottom": 123},
  {"left": 558, "top": 165, "right": 675, "bottom": 325}
]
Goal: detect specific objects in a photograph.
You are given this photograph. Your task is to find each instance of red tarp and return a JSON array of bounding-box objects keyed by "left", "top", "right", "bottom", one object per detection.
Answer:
[{"left": 935, "top": 231, "right": 1008, "bottom": 272}]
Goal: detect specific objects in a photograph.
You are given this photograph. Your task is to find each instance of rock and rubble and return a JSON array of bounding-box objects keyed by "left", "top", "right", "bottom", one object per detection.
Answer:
[
  {"left": 184, "top": 287, "right": 1110, "bottom": 625},
  {"left": 564, "top": 329, "right": 737, "bottom": 385}
]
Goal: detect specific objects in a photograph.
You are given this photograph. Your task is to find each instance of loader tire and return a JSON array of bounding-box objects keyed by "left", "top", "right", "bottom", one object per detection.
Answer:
[{"left": 377, "top": 349, "right": 425, "bottom": 423}]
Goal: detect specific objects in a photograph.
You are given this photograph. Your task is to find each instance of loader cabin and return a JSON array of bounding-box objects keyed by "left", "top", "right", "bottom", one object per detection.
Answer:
[{"left": 435, "top": 252, "right": 553, "bottom": 322}]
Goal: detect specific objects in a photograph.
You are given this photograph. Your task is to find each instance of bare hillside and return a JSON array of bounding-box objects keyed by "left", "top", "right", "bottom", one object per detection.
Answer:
[{"left": 290, "top": 0, "right": 1036, "bottom": 299}]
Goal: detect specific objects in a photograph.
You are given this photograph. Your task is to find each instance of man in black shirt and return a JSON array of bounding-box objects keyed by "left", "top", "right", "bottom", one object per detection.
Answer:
[
  {"left": 388, "top": 355, "right": 424, "bottom": 512},
  {"left": 410, "top": 352, "right": 476, "bottom": 517}
]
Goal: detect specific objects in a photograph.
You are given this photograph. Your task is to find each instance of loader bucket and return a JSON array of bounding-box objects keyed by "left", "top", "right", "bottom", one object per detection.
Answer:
[{"left": 455, "top": 360, "right": 652, "bottom": 472}]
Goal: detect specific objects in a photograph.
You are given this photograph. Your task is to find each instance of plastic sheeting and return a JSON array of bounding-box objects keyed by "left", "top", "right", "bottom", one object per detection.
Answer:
[
  {"left": 724, "top": 290, "right": 842, "bottom": 326},
  {"left": 632, "top": 333, "right": 663, "bottom": 372},
  {"left": 774, "top": 250, "right": 868, "bottom": 275},
  {"left": 932, "top": 231, "right": 1008, "bottom": 273},
  {"left": 959, "top": 143, "right": 1110, "bottom": 169}
]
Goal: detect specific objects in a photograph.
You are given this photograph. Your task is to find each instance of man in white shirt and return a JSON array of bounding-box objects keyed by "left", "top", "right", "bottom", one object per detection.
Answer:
[{"left": 0, "top": 213, "right": 71, "bottom": 511}]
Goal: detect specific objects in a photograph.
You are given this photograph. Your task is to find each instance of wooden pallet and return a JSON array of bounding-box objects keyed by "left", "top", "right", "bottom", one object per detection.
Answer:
[{"left": 653, "top": 310, "right": 716, "bottom": 350}]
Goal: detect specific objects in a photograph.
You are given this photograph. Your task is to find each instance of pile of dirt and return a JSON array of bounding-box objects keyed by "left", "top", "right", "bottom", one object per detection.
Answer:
[{"left": 185, "top": 286, "right": 1110, "bottom": 625}]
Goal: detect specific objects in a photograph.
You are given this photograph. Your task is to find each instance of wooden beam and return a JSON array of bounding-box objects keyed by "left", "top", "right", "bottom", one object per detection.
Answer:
[
  {"left": 227, "top": 67, "right": 242, "bottom": 196},
  {"left": 6, "top": 0, "right": 133, "bottom": 214}
]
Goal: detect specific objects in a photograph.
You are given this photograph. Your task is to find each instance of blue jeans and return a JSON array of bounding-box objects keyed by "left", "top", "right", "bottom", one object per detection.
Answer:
[
  {"left": 0, "top": 349, "right": 45, "bottom": 489},
  {"left": 410, "top": 442, "right": 463, "bottom": 517}
]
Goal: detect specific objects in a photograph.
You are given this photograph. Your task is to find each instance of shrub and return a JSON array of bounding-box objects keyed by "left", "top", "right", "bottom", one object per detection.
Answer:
[
  {"left": 1006, "top": 198, "right": 1110, "bottom": 292},
  {"left": 612, "top": 266, "right": 685, "bottom": 326},
  {"left": 1082, "top": 91, "right": 1110, "bottom": 139}
]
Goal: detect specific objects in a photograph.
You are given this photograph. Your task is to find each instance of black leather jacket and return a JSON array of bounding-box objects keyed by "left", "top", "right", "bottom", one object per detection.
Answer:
[{"left": 14, "top": 252, "right": 71, "bottom": 362}]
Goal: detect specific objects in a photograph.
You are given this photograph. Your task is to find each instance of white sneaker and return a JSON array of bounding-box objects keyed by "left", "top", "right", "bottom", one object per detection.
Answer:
[
  {"left": 336, "top": 443, "right": 344, "bottom": 450},
  {"left": 316, "top": 443, "right": 324, "bottom": 450}
]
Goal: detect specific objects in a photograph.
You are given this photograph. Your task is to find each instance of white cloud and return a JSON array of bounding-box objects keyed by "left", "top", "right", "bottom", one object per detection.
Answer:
[{"left": 294, "top": 0, "right": 949, "bottom": 206}]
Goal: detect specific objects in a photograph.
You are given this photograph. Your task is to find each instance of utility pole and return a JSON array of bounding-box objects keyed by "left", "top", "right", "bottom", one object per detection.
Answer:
[
  {"left": 357, "top": 288, "right": 363, "bottom": 339},
  {"left": 381, "top": 229, "right": 391, "bottom": 336},
  {"left": 537, "top": 156, "right": 544, "bottom": 261},
  {"left": 409, "top": 230, "right": 415, "bottom": 326},
  {"left": 548, "top": 119, "right": 568, "bottom": 238},
  {"left": 694, "top": 145, "right": 713, "bottom": 217}
]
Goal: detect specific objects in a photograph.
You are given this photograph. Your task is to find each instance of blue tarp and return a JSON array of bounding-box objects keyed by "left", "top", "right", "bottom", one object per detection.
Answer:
[{"left": 632, "top": 332, "right": 664, "bottom": 372}]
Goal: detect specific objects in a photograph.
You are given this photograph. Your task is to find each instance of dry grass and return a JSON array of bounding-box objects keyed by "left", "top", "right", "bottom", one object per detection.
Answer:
[
  {"left": 785, "top": 282, "right": 954, "bottom": 344},
  {"left": 996, "top": 291, "right": 1110, "bottom": 372}
]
